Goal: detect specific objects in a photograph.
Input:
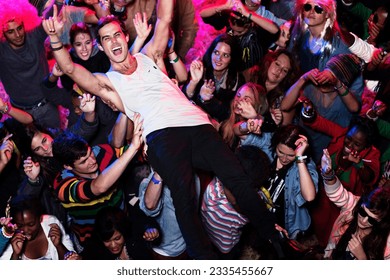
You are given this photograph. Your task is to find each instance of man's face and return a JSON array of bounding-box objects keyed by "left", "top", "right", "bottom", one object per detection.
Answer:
[
  {"left": 3, "top": 20, "right": 26, "bottom": 49},
  {"left": 98, "top": 21, "right": 129, "bottom": 64},
  {"left": 67, "top": 147, "right": 98, "bottom": 177}
]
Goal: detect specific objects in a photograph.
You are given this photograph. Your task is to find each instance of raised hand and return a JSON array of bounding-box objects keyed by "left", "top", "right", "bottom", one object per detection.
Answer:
[
  {"left": 189, "top": 60, "right": 204, "bottom": 83},
  {"left": 348, "top": 233, "right": 366, "bottom": 260},
  {"left": 42, "top": 4, "right": 64, "bottom": 37},
  {"left": 270, "top": 108, "right": 283, "bottom": 125},
  {"left": 131, "top": 113, "right": 144, "bottom": 151},
  {"left": 237, "top": 100, "right": 257, "bottom": 119},
  {"left": 52, "top": 62, "right": 64, "bottom": 77},
  {"left": 0, "top": 135, "right": 14, "bottom": 169},
  {"left": 10, "top": 231, "right": 27, "bottom": 258},
  {"left": 321, "top": 148, "right": 332, "bottom": 174},
  {"left": 23, "top": 156, "right": 41, "bottom": 182},
  {"left": 315, "top": 69, "right": 337, "bottom": 86},
  {"left": 79, "top": 93, "right": 96, "bottom": 113},
  {"left": 301, "top": 68, "right": 320, "bottom": 85},
  {"left": 133, "top": 12, "right": 152, "bottom": 42},
  {"left": 294, "top": 134, "right": 309, "bottom": 157},
  {"left": 246, "top": 118, "right": 263, "bottom": 134},
  {"left": 48, "top": 223, "right": 62, "bottom": 247},
  {"left": 200, "top": 79, "right": 216, "bottom": 101},
  {"left": 343, "top": 149, "right": 361, "bottom": 164}
]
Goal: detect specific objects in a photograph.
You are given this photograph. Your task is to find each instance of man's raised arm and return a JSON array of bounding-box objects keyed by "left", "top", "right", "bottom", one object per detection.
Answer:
[
  {"left": 142, "top": 0, "right": 174, "bottom": 62},
  {"left": 42, "top": 5, "right": 103, "bottom": 96}
]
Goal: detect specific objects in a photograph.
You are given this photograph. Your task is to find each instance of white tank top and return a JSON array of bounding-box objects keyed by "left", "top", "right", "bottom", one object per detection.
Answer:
[{"left": 106, "top": 53, "right": 211, "bottom": 137}]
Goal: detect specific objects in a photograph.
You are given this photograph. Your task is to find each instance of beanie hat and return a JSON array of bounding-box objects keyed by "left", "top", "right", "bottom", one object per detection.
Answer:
[{"left": 325, "top": 54, "right": 362, "bottom": 86}]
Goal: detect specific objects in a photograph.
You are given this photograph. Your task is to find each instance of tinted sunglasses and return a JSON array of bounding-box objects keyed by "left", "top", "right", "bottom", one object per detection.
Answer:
[
  {"left": 303, "top": 3, "right": 324, "bottom": 14},
  {"left": 358, "top": 205, "right": 379, "bottom": 226}
]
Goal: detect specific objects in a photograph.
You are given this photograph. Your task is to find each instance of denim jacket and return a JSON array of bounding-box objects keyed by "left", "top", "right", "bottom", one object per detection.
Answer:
[{"left": 241, "top": 133, "right": 319, "bottom": 239}]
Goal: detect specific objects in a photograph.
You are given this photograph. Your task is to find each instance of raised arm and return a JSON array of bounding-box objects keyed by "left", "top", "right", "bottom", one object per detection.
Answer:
[
  {"left": 199, "top": 0, "right": 234, "bottom": 18},
  {"left": 141, "top": 0, "right": 174, "bottom": 62},
  {"left": 43, "top": 5, "right": 124, "bottom": 112},
  {"left": 90, "top": 114, "right": 143, "bottom": 196}
]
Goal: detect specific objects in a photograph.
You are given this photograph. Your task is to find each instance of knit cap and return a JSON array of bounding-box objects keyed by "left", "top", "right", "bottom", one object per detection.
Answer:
[{"left": 325, "top": 54, "right": 362, "bottom": 86}]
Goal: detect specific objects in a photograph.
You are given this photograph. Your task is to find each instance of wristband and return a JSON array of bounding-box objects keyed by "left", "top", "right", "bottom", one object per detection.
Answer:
[
  {"left": 296, "top": 155, "right": 307, "bottom": 164},
  {"left": 50, "top": 44, "right": 64, "bottom": 51},
  {"left": 50, "top": 41, "right": 61, "bottom": 45},
  {"left": 295, "top": 155, "right": 307, "bottom": 161},
  {"left": 151, "top": 175, "right": 162, "bottom": 184},
  {"left": 248, "top": 13, "right": 252, "bottom": 20},
  {"left": 339, "top": 88, "right": 349, "bottom": 97},
  {"left": 169, "top": 56, "right": 179, "bottom": 64}
]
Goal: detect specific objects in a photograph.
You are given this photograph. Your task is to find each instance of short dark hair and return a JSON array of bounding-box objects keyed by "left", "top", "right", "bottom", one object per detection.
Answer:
[
  {"left": 94, "top": 206, "right": 131, "bottom": 242},
  {"left": 96, "top": 15, "right": 127, "bottom": 45},
  {"left": 271, "top": 124, "right": 308, "bottom": 152},
  {"left": 10, "top": 195, "right": 43, "bottom": 219},
  {"left": 348, "top": 116, "right": 379, "bottom": 148},
  {"left": 52, "top": 131, "right": 89, "bottom": 168}
]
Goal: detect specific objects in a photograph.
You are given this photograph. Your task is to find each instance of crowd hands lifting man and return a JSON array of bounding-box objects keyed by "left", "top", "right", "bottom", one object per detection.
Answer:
[{"left": 1, "top": 0, "right": 390, "bottom": 260}]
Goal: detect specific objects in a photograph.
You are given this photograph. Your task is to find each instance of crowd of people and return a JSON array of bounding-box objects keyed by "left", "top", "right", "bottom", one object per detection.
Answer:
[{"left": 1, "top": 0, "right": 390, "bottom": 260}]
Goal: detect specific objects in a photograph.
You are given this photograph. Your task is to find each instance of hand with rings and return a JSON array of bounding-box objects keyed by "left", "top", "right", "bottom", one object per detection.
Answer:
[
  {"left": 294, "top": 134, "right": 309, "bottom": 156},
  {"left": 200, "top": 79, "right": 215, "bottom": 101},
  {"left": 237, "top": 100, "right": 257, "bottom": 119},
  {"left": 247, "top": 118, "right": 263, "bottom": 134}
]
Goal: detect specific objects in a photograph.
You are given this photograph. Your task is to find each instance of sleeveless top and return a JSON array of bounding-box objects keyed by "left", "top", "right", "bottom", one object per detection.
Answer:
[{"left": 106, "top": 53, "right": 210, "bottom": 138}]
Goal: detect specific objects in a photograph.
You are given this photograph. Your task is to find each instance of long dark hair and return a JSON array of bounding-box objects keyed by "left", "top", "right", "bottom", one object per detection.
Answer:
[
  {"left": 24, "top": 123, "right": 62, "bottom": 184},
  {"left": 332, "top": 186, "right": 390, "bottom": 259},
  {"left": 94, "top": 206, "right": 131, "bottom": 243},
  {"left": 202, "top": 33, "right": 241, "bottom": 91},
  {"left": 257, "top": 49, "right": 299, "bottom": 106}
]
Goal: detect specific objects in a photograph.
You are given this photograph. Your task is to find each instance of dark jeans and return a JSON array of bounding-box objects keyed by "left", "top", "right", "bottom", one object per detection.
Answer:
[{"left": 147, "top": 124, "right": 277, "bottom": 259}]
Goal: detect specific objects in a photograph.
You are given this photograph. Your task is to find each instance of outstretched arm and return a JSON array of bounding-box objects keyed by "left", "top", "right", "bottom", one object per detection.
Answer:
[
  {"left": 42, "top": 5, "right": 118, "bottom": 107},
  {"left": 141, "top": 0, "right": 174, "bottom": 64}
]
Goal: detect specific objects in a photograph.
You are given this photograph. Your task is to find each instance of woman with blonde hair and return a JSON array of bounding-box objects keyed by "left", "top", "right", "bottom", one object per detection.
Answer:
[{"left": 221, "top": 82, "right": 280, "bottom": 149}]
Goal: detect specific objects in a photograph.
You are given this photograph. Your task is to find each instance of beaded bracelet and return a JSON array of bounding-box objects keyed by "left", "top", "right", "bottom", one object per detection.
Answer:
[
  {"left": 321, "top": 169, "right": 335, "bottom": 181},
  {"left": 1, "top": 226, "right": 13, "bottom": 239}
]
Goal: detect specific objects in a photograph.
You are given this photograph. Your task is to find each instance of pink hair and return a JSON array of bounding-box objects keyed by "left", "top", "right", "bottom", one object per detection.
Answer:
[{"left": 0, "top": 0, "right": 41, "bottom": 41}]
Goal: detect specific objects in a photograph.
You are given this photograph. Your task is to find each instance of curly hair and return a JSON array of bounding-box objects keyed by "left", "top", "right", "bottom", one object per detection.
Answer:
[{"left": 0, "top": 0, "right": 41, "bottom": 41}]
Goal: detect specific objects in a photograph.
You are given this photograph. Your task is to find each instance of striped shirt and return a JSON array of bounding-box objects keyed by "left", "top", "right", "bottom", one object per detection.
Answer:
[
  {"left": 53, "top": 144, "right": 125, "bottom": 245},
  {"left": 200, "top": 177, "right": 249, "bottom": 253}
]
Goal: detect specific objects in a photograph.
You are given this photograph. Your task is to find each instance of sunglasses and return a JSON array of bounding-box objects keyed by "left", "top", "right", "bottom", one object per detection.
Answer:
[
  {"left": 303, "top": 3, "right": 324, "bottom": 14},
  {"left": 358, "top": 205, "right": 379, "bottom": 226}
]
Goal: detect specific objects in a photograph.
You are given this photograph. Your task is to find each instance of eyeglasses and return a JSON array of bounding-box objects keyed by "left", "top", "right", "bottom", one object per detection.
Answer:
[
  {"left": 303, "top": 3, "right": 324, "bottom": 14},
  {"left": 358, "top": 205, "right": 379, "bottom": 226}
]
